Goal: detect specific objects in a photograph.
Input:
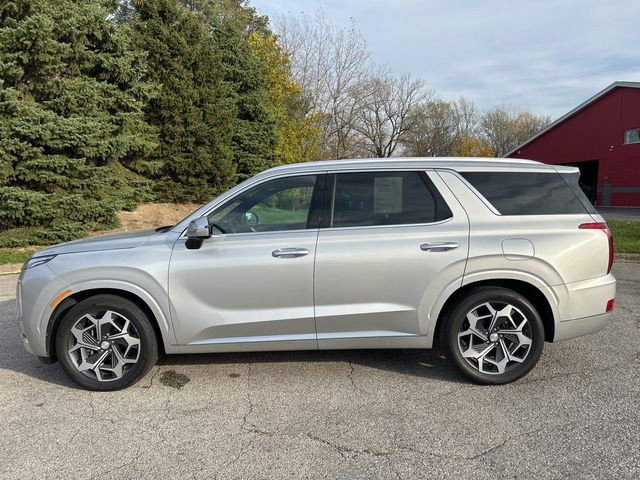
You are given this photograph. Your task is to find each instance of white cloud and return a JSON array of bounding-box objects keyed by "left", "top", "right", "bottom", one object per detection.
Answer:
[{"left": 253, "top": 0, "right": 640, "bottom": 119}]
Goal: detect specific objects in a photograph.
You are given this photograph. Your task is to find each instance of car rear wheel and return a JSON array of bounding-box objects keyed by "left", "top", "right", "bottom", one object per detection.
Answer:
[
  {"left": 55, "top": 294, "right": 158, "bottom": 391},
  {"left": 442, "top": 287, "right": 545, "bottom": 384}
]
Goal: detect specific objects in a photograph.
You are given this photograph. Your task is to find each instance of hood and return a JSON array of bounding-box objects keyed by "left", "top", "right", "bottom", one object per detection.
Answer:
[{"left": 34, "top": 228, "right": 162, "bottom": 256}]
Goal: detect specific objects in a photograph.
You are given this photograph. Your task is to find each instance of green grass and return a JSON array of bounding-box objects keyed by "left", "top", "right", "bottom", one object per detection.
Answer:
[
  {"left": 608, "top": 219, "right": 640, "bottom": 254},
  {"left": 251, "top": 205, "right": 308, "bottom": 226},
  {"left": 0, "top": 247, "right": 41, "bottom": 266}
]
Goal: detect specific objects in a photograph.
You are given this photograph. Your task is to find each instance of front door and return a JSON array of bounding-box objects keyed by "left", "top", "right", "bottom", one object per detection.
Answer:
[
  {"left": 168, "top": 174, "right": 324, "bottom": 352},
  {"left": 314, "top": 170, "right": 469, "bottom": 348}
]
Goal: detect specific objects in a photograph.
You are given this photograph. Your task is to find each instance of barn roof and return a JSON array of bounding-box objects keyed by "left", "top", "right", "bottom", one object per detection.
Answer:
[{"left": 504, "top": 81, "right": 640, "bottom": 157}]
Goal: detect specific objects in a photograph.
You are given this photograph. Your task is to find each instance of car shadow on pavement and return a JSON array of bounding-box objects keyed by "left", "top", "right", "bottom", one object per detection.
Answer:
[
  {"left": 157, "top": 347, "right": 467, "bottom": 384},
  {"left": 0, "top": 299, "right": 466, "bottom": 389}
]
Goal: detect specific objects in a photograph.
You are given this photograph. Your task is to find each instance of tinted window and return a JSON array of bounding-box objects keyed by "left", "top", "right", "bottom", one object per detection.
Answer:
[
  {"left": 461, "top": 171, "right": 590, "bottom": 215},
  {"left": 559, "top": 172, "right": 598, "bottom": 214},
  {"left": 329, "top": 171, "right": 452, "bottom": 228},
  {"left": 209, "top": 175, "right": 319, "bottom": 233}
]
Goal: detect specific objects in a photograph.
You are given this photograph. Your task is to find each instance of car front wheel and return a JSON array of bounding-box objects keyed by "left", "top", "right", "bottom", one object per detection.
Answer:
[
  {"left": 442, "top": 287, "right": 545, "bottom": 384},
  {"left": 55, "top": 294, "right": 158, "bottom": 391}
]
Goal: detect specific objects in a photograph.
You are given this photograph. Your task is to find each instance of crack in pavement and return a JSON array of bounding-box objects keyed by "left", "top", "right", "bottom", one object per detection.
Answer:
[
  {"left": 347, "top": 361, "right": 357, "bottom": 391},
  {"left": 141, "top": 363, "right": 164, "bottom": 389},
  {"left": 239, "top": 363, "right": 269, "bottom": 435},
  {"left": 215, "top": 363, "right": 262, "bottom": 479},
  {"left": 305, "top": 432, "right": 395, "bottom": 461}
]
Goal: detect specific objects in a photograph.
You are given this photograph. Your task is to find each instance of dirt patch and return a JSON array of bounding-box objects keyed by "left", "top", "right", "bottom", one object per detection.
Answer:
[
  {"left": 91, "top": 202, "right": 200, "bottom": 236},
  {"left": 160, "top": 370, "right": 191, "bottom": 390}
]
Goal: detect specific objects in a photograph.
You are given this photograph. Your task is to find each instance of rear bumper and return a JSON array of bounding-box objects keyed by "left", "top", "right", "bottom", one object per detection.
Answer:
[
  {"left": 552, "top": 273, "right": 616, "bottom": 342},
  {"left": 554, "top": 312, "right": 611, "bottom": 342}
]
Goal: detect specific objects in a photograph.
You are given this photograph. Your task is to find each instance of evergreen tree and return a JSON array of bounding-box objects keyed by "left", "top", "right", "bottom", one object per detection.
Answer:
[
  {"left": 208, "top": 1, "right": 277, "bottom": 179},
  {"left": 129, "top": 0, "right": 237, "bottom": 202},
  {"left": 0, "top": 0, "right": 157, "bottom": 243},
  {"left": 209, "top": 18, "right": 274, "bottom": 179}
]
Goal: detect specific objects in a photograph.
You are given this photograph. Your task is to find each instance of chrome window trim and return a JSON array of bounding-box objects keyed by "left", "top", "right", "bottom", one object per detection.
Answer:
[{"left": 318, "top": 216, "right": 454, "bottom": 233}]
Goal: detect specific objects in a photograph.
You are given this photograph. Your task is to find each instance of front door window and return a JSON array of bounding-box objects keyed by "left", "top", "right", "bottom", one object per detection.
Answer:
[{"left": 208, "top": 175, "right": 319, "bottom": 234}]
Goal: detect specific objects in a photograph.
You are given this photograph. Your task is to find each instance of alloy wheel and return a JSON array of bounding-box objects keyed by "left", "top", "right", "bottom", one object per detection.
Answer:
[
  {"left": 67, "top": 310, "right": 141, "bottom": 382},
  {"left": 457, "top": 301, "right": 533, "bottom": 375}
]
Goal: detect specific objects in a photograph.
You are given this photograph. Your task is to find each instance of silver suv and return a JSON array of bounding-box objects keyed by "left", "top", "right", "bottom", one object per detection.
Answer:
[{"left": 17, "top": 158, "right": 616, "bottom": 390}]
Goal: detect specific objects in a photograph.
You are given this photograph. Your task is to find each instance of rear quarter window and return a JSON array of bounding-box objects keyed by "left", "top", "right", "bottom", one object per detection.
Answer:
[{"left": 461, "top": 171, "right": 591, "bottom": 215}]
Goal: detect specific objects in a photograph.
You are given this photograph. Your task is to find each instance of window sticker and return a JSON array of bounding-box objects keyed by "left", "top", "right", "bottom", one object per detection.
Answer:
[{"left": 374, "top": 176, "right": 403, "bottom": 214}]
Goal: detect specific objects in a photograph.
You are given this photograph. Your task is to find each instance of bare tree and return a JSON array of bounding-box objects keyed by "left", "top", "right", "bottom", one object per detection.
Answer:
[
  {"left": 274, "top": 11, "right": 372, "bottom": 158},
  {"left": 275, "top": 11, "right": 550, "bottom": 160},
  {"left": 480, "top": 107, "right": 550, "bottom": 156},
  {"left": 354, "top": 73, "right": 427, "bottom": 157},
  {"left": 401, "top": 97, "right": 461, "bottom": 157},
  {"left": 452, "top": 97, "right": 479, "bottom": 141}
]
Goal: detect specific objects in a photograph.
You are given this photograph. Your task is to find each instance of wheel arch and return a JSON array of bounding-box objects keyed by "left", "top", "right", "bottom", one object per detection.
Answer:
[
  {"left": 46, "top": 286, "right": 173, "bottom": 361},
  {"left": 432, "top": 278, "right": 557, "bottom": 346}
]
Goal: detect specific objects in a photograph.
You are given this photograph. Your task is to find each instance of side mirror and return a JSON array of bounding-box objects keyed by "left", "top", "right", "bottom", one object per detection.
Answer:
[
  {"left": 187, "top": 217, "right": 211, "bottom": 239},
  {"left": 186, "top": 217, "right": 210, "bottom": 249}
]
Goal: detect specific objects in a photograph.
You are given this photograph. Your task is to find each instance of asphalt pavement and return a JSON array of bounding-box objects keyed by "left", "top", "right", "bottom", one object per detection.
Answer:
[{"left": 1, "top": 264, "right": 639, "bottom": 479}]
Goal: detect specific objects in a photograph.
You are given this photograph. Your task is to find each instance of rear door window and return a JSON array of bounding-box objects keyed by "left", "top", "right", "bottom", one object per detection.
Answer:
[
  {"left": 460, "top": 171, "right": 591, "bottom": 215},
  {"left": 327, "top": 171, "right": 452, "bottom": 228}
]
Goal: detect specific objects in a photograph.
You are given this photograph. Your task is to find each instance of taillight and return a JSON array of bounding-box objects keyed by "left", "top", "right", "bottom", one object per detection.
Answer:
[
  {"left": 579, "top": 222, "right": 614, "bottom": 273},
  {"left": 606, "top": 299, "right": 615, "bottom": 312}
]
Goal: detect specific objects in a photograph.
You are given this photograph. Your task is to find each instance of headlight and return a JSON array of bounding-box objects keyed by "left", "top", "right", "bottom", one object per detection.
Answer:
[{"left": 22, "top": 254, "right": 57, "bottom": 270}]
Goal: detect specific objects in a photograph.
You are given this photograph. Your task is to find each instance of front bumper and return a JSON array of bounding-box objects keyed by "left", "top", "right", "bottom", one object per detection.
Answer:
[{"left": 17, "top": 264, "right": 70, "bottom": 358}]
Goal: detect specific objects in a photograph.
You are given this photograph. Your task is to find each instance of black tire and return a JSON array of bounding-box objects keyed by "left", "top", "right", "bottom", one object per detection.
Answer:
[
  {"left": 441, "top": 287, "right": 544, "bottom": 385},
  {"left": 56, "top": 294, "right": 158, "bottom": 391}
]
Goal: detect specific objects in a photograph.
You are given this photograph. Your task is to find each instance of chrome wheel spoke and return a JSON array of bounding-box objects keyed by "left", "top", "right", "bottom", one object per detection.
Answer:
[
  {"left": 484, "top": 302, "right": 499, "bottom": 332},
  {"left": 97, "top": 311, "right": 118, "bottom": 338},
  {"left": 69, "top": 340, "right": 100, "bottom": 354},
  {"left": 497, "top": 319, "right": 532, "bottom": 353},
  {"left": 463, "top": 309, "right": 492, "bottom": 341},
  {"left": 462, "top": 342, "right": 495, "bottom": 360},
  {"left": 483, "top": 354, "right": 507, "bottom": 374},
  {"left": 70, "top": 323, "right": 100, "bottom": 353},
  {"left": 77, "top": 350, "right": 110, "bottom": 375},
  {"left": 102, "top": 347, "right": 131, "bottom": 379}
]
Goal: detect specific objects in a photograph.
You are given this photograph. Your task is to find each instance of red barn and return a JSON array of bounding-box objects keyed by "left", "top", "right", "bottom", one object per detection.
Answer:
[{"left": 506, "top": 81, "right": 640, "bottom": 206}]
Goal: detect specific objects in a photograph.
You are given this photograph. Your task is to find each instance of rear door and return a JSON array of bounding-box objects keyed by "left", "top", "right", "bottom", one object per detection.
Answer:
[{"left": 313, "top": 170, "right": 469, "bottom": 348}]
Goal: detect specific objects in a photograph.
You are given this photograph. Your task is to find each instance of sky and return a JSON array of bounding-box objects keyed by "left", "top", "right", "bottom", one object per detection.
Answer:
[{"left": 252, "top": 0, "right": 640, "bottom": 120}]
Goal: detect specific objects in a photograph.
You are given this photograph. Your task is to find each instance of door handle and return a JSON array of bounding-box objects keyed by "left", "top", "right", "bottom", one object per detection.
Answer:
[
  {"left": 272, "top": 248, "right": 310, "bottom": 258},
  {"left": 420, "top": 242, "right": 460, "bottom": 252}
]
